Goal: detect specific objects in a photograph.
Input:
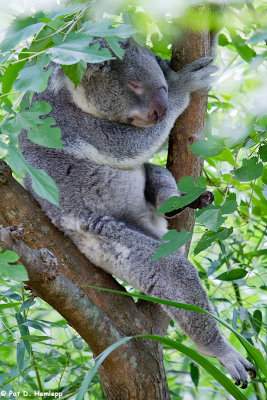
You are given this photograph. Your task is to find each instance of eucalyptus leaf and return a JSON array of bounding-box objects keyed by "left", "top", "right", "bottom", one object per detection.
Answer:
[
  {"left": 15, "top": 63, "right": 53, "bottom": 93},
  {"left": 259, "top": 144, "right": 267, "bottom": 162},
  {"left": 215, "top": 268, "right": 247, "bottom": 281},
  {"left": 6, "top": 146, "right": 59, "bottom": 206},
  {"left": 157, "top": 177, "right": 206, "bottom": 214},
  {"left": 62, "top": 61, "right": 87, "bottom": 88},
  {"left": 16, "top": 342, "right": 25, "bottom": 372},
  {"left": 190, "top": 138, "right": 224, "bottom": 158},
  {"left": 193, "top": 228, "right": 233, "bottom": 255},
  {"left": 152, "top": 229, "right": 192, "bottom": 260},
  {"left": 1, "top": 17, "right": 45, "bottom": 52},
  {"left": 0, "top": 249, "right": 28, "bottom": 281},
  {"left": 231, "top": 157, "right": 263, "bottom": 182},
  {"left": 47, "top": 33, "right": 114, "bottom": 65}
]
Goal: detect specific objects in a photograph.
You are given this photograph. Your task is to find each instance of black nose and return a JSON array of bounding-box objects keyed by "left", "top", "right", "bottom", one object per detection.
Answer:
[{"left": 149, "top": 88, "right": 168, "bottom": 124}]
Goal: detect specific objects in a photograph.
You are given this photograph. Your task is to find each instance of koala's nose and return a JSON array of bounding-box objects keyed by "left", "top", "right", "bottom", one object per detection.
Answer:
[{"left": 149, "top": 88, "right": 168, "bottom": 124}]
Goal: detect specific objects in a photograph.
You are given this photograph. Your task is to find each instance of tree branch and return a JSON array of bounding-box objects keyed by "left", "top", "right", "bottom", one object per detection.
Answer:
[{"left": 0, "top": 160, "right": 170, "bottom": 400}]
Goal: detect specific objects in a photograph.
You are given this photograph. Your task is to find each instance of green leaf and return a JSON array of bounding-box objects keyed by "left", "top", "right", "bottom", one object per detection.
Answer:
[
  {"left": 0, "top": 302, "right": 21, "bottom": 309},
  {"left": 1, "top": 52, "right": 27, "bottom": 94},
  {"left": 1, "top": 17, "right": 45, "bottom": 52},
  {"left": 194, "top": 227, "right": 233, "bottom": 255},
  {"left": 215, "top": 268, "right": 247, "bottom": 281},
  {"left": 189, "top": 138, "right": 224, "bottom": 158},
  {"left": 27, "top": 119, "right": 62, "bottom": 148},
  {"left": 157, "top": 177, "right": 206, "bottom": 214},
  {"left": 16, "top": 342, "right": 25, "bottom": 372},
  {"left": 138, "top": 335, "right": 247, "bottom": 400},
  {"left": 0, "top": 249, "right": 19, "bottom": 263},
  {"left": 76, "top": 337, "right": 132, "bottom": 400},
  {"left": 14, "top": 63, "right": 53, "bottom": 93},
  {"left": 83, "top": 21, "right": 137, "bottom": 39},
  {"left": 231, "top": 157, "right": 263, "bottom": 182},
  {"left": 16, "top": 313, "right": 31, "bottom": 354},
  {"left": 190, "top": 362, "right": 199, "bottom": 389},
  {"left": 20, "top": 299, "right": 36, "bottom": 313},
  {"left": 20, "top": 335, "right": 52, "bottom": 342},
  {"left": 220, "top": 193, "right": 238, "bottom": 214},
  {"left": 31, "top": 168, "right": 60, "bottom": 206},
  {"left": 0, "top": 249, "right": 28, "bottom": 281},
  {"left": 218, "top": 33, "right": 230, "bottom": 46},
  {"left": 62, "top": 61, "right": 87, "bottom": 88},
  {"left": 2, "top": 101, "right": 62, "bottom": 149},
  {"left": 47, "top": 33, "right": 114, "bottom": 65},
  {"left": 106, "top": 37, "right": 125, "bottom": 59},
  {"left": 6, "top": 146, "right": 59, "bottom": 206},
  {"left": 88, "top": 286, "right": 206, "bottom": 313},
  {"left": 152, "top": 229, "right": 193, "bottom": 260},
  {"left": 231, "top": 34, "right": 256, "bottom": 63},
  {"left": 259, "top": 144, "right": 267, "bottom": 162},
  {"left": 22, "top": 321, "right": 46, "bottom": 333},
  {"left": 252, "top": 310, "right": 262, "bottom": 335},
  {"left": 196, "top": 194, "right": 237, "bottom": 231},
  {"left": 88, "top": 286, "right": 267, "bottom": 382},
  {"left": 196, "top": 207, "right": 226, "bottom": 231}
]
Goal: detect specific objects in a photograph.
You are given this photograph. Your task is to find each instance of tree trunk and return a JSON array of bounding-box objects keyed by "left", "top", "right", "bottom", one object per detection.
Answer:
[
  {"left": 167, "top": 29, "right": 212, "bottom": 255},
  {"left": 0, "top": 160, "right": 170, "bottom": 400},
  {"left": 0, "top": 26, "right": 212, "bottom": 400}
]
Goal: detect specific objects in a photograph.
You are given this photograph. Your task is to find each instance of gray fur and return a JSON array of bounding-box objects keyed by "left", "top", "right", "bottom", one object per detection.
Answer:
[{"left": 19, "top": 39, "right": 254, "bottom": 387}]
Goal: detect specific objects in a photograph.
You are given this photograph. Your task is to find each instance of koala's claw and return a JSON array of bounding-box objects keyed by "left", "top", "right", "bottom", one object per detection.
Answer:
[
  {"left": 218, "top": 351, "right": 256, "bottom": 389},
  {"left": 189, "top": 190, "right": 215, "bottom": 209}
]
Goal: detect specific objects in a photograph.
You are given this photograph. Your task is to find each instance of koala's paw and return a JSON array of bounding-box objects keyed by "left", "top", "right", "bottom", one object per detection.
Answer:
[
  {"left": 188, "top": 191, "right": 215, "bottom": 210},
  {"left": 82, "top": 214, "right": 125, "bottom": 238},
  {"left": 155, "top": 56, "right": 172, "bottom": 76},
  {"left": 218, "top": 352, "right": 256, "bottom": 389},
  {"left": 164, "top": 191, "right": 214, "bottom": 218},
  {"left": 182, "top": 57, "right": 218, "bottom": 92}
]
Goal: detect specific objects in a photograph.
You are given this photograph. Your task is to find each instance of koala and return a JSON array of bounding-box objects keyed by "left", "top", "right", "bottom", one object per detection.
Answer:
[{"left": 19, "top": 39, "right": 255, "bottom": 388}]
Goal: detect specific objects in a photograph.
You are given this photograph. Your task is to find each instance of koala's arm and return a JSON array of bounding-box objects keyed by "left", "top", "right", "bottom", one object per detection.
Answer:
[
  {"left": 144, "top": 162, "right": 214, "bottom": 216},
  {"left": 144, "top": 163, "right": 180, "bottom": 209},
  {"left": 157, "top": 57, "right": 217, "bottom": 116},
  {"left": 64, "top": 212, "right": 255, "bottom": 388}
]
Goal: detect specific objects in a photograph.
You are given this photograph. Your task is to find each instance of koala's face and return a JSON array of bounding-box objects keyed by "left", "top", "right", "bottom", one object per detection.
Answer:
[{"left": 81, "top": 41, "right": 168, "bottom": 127}]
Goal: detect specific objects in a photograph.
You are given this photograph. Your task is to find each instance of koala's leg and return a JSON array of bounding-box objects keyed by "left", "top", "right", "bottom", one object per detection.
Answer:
[{"left": 62, "top": 213, "right": 255, "bottom": 388}]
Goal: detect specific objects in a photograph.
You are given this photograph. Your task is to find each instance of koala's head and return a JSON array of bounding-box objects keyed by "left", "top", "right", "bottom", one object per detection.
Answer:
[{"left": 73, "top": 39, "right": 168, "bottom": 127}]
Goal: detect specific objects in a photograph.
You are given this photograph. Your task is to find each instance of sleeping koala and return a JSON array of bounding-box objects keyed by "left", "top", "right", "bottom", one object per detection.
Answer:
[{"left": 19, "top": 39, "right": 255, "bottom": 388}]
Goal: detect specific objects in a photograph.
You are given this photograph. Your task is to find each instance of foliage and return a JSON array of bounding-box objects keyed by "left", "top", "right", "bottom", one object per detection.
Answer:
[{"left": 0, "top": 0, "right": 266, "bottom": 399}]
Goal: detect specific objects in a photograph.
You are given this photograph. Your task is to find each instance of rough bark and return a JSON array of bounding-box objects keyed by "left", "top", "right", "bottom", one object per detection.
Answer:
[
  {"left": 167, "top": 30, "right": 212, "bottom": 255},
  {"left": 0, "top": 24, "right": 212, "bottom": 400},
  {"left": 0, "top": 160, "right": 170, "bottom": 400}
]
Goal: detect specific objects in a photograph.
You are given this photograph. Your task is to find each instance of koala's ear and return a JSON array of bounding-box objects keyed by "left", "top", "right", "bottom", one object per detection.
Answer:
[{"left": 84, "top": 60, "right": 112, "bottom": 80}]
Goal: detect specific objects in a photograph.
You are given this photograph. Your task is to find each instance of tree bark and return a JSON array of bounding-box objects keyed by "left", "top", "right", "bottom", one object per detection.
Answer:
[
  {"left": 0, "top": 160, "right": 169, "bottom": 400},
  {"left": 0, "top": 24, "right": 212, "bottom": 400},
  {"left": 167, "top": 29, "right": 212, "bottom": 255}
]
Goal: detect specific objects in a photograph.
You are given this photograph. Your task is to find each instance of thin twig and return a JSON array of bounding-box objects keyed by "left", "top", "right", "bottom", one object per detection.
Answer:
[
  {"left": 63, "top": 3, "right": 91, "bottom": 41},
  {"left": 8, "top": 51, "right": 44, "bottom": 65},
  {"left": 0, "top": 91, "right": 26, "bottom": 127}
]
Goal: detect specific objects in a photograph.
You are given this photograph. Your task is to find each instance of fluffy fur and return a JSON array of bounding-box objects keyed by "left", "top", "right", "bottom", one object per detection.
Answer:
[{"left": 19, "top": 39, "right": 255, "bottom": 388}]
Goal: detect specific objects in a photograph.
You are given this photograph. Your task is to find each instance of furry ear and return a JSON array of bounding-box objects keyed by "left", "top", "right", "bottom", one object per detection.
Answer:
[{"left": 84, "top": 60, "right": 112, "bottom": 80}]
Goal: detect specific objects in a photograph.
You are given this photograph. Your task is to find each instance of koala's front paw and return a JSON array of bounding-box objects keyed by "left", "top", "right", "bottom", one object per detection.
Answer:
[
  {"left": 218, "top": 351, "right": 256, "bottom": 389},
  {"left": 182, "top": 57, "right": 218, "bottom": 92},
  {"left": 164, "top": 191, "right": 214, "bottom": 218},
  {"left": 155, "top": 56, "right": 172, "bottom": 76},
  {"left": 188, "top": 190, "right": 215, "bottom": 209}
]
